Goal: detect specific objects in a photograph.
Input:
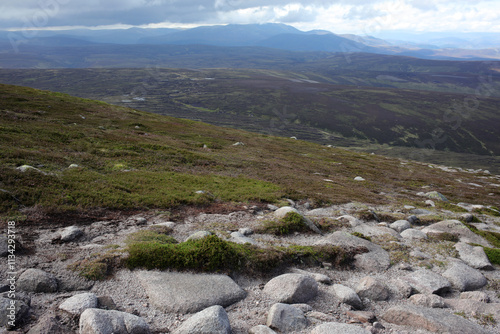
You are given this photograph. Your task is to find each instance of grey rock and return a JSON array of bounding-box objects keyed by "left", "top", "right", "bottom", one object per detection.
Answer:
[
  {"left": 442, "top": 260, "right": 487, "bottom": 291},
  {"left": 290, "top": 268, "right": 332, "bottom": 285},
  {"left": 355, "top": 277, "right": 390, "bottom": 301},
  {"left": 59, "top": 292, "right": 98, "bottom": 316},
  {"left": 263, "top": 273, "right": 318, "bottom": 304},
  {"left": 345, "top": 310, "right": 376, "bottom": 324},
  {"left": 390, "top": 220, "right": 411, "bottom": 233},
  {"left": 410, "top": 208, "right": 433, "bottom": 215},
  {"left": 249, "top": 325, "right": 276, "bottom": 334},
  {"left": 274, "top": 206, "right": 300, "bottom": 219},
  {"left": 174, "top": 305, "right": 231, "bottom": 334},
  {"left": 310, "top": 322, "right": 370, "bottom": 334},
  {"left": 389, "top": 278, "right": 413, "bottom": 299},
  {"left": 460, "top": 291, "right": 490, "bottom": 303},
  {"left": 460, "top": 213, "right": 475, "bottom": 223},
  {"left": 136, "top": 271, "right": 246, "bottom": 314},
  {"left": 425, "top": 191, "right": 448, "bottom": 202},
  {"left": 266, "top": 303, "right": 308, "bottom": 332},
  {"left": 444, "top": 299, "right": 500, "bottom": 319},
  {"left": 267, "top": 204, "right": 279, "bottom": 211},
  {"left": 238, "top": 227, "right": 254, "bottom": 236},
  {"left": 422, "top": 220, "right": 491, "bottom": 247},
  {"left": 352, "top": 224, "right": 401, "bottom": 239},
  {"left": 410, "top": 250, "right": 431, "bottom": 259},
  {"left": 17, "top": 268, "right": 58, "bottom": 293},
  {"left": 186, "top": 231, "right": 213, "bottom": 241},
  {"left": 402, "top": 269, "right": 451, "bottom": 295},
  {"left": 27, "top": 311, "right": 66, "bottom": 334},
  {"left": 97, "top": 295, "right": 117, "bottom": 310},
  {"left": 79, "top": 308, "right": 151, "bottom": 334},
  {"left": 0, "top": 235, "right": 8, "bottom": 257},
  {"left": 230, "top": 231, "right": 256, "bottom": 245},
  {"left": 454, "top": 242, "right": 493, "bottom": 270},
  {"left": 293, "top": 303, "right": 313, "bottom": 313},
  {"left": 315, "top": 231, "right": 390, "bottom": 272},
  {"left": 0, "top": 297, "right": 30, "bottom": 329},
  {"left": 16, "top": 165, "right": 43, "bottom": 173},
  {"left": 332, "top": 284, "right": 363, "bottom": 309},
  {"left": 382, "top": 304, "right": 489, "bottom": 334},
  {"left": 400, "top": 228, "right": 427, "bottom": 240},
  {"left": 407, "top": 215, "right": 420, "bottom": 224},
  {"left": 60, "top": 226, "right": 84, "bottom": 242},
  {"left": 409, "top": 294, "right": 446, "bottom": 308}
]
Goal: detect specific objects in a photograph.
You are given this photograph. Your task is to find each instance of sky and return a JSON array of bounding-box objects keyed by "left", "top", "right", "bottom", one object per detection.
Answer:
[{"left": 1, "top": 0, "right": 500, "bottom": 35}]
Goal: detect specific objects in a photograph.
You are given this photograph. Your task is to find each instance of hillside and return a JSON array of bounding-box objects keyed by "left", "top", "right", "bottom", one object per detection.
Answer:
[
  {"left": 1, "top": 83, "right": 499, "bottom": 221},
  {"left": 1, "top": 67, "right": 499, "bottom": 173}
]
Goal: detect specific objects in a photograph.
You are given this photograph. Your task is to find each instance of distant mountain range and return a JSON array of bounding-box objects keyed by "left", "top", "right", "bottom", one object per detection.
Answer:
[{"left": 1, "top": 23, "right": 499, "bottom": 61}]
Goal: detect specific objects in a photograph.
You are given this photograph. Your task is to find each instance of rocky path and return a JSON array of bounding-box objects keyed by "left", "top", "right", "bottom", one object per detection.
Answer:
[{"left": 1, "top": 199, "right": 500, "bottom": 333}]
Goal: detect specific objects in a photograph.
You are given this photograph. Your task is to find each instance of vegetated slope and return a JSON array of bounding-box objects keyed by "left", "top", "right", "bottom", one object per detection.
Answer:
[
  {"left": 1, "top": 84, "right": 499, "bottom": 221},
  {"left": 2, "top": 68, "right": 499, "bottom": 168}
]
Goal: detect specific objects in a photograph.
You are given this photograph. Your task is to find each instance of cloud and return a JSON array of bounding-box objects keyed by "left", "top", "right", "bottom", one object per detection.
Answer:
[{"left": 0, "top": 0, "right": 499, "bottom": 33}]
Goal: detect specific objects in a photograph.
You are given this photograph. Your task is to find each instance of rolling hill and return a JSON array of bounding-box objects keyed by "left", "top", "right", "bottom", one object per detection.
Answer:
[{"left": 1, "top": 83, "right": 499, "bottom": 221}]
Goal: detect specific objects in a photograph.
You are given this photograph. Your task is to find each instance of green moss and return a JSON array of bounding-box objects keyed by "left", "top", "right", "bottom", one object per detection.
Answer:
[
  {"left": 125, "top": 230, "right": 178, "bottom": 245},
  {"left": 68, "top": 250, "right": 123, "bottom": 281},
  {"left": 465, "top": 224, "right": 500, "bottom": 248},
  {"left": 256, "top": 212, "right": 309, "bottom": 236},
  {"left": 351, "top": 232, "right": 372, "bottom": 242},
  {"left": 126, "top": 234, "right": 362, "bottom": 275},
  {"left": 483, "top": 247, "right": 500, "bottom": 265}
]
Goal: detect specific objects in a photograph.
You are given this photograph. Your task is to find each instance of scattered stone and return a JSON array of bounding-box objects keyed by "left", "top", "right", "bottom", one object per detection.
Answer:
[
  {"left": 354, "top": 176, "right": 365, "bottom": 181},
  {"left": 26, "top": 311, "right": 66, "bottom": 334},
  {"left": 404, "top": 205, "right": 415, "bottom": 210},
  {"left": 402, "top": 269, "right": 451, "bottom": 295},
  {"left": 422, "top": 220, "right": 491, "bottom": 246},
  {"left": 185, "top": 231, "right": 213, "bottom": 241},
  {"left": 274, "top": 206, "right": 300, "bottom": 219},
  {"left": 310, "top": 322, "right": 370, "bottom": 334},
  {"left": 410, "top": 208, "right": 433, "bottom": 215},
  {"left": 410, "top": 250, "right": 431, "bottom": 259},
  {"left": 345, "top": 310, "right": 376, "bottom": 324},
  {"left": 267, "top": 204, "right": 279, "bottom": 211},
  {"left": 17, "top": 268, "right": 58, "bottom": 293},
  {"left": 16, "top": 165, "right": 43, "bottom": 173},
  {"left": 232, "top": 142, "right": 244, "bottom": 146},
  {"left": 59, "top": 292, "right": 98, "bottom": 316},
  {"left": 174, "top": 305, "right": 231, "bottom": 334},
  {"left": 332, "top": 284, "right": 363, "bottom": 309},
  {"left": 382, "top": 305, "right": 489, "bottom": 334},
  {"left": 460, "top": 213, "right": 474, "bottom": 223},
  {"left": 238, "top": 227, "right": 254, "bottom": 236},
  {"left": 460, "top": 291, "right": 490, "bottom": 303},
  {"left": 444, "top": 299, "right": 500, "bottom": 319},
  {"left": 409, "top": 294, "right": 446, "bottom": 308},
  {"left": 0, "top": 297, "right": 30, "bottom": 329},
  {"left": 406, "top": 215, "right": 420, "bottom": 224},
  {"left": 136, "top": 271, "right": 246, "bottom": 314},
  {"left": 337, "top": 215, "right": 362, "bottom": 227},
  {"left": 60, "top": 226, "right": 84, "bottom": 242},
  {"left": 97, "top": 295, "right": 117, "bottom": 310},
  {"left": 389, "top": 220, "right": 411, "bottom": 233},
  {"left": 136, "top": 217, "right": 147, "bottom": 225},
  {"left": 267, "top": 303, "right": 308, "bottom": 332},
  {"left": 57, "top": 274, "right": 94, "bottom": 292},
  {"left": 263, "top": 273, "right": 318, "bottom": 304},
  {"left": 442, "top": 260, "right": 487, "bottom": 291},
  {"left": 389, "top": 278, "right": 413, "bottom": 299},
  {"left": 315, "top": 231, "right": 390, "bottom": 272},
  {"left": 249, "top": 325, "right": 277, "bottom": 334},
  {"left": 79, "top": 308, "right": 151, "bottom": 334},
  {"left": 425, "top": 191, "right": 448, "bottom": 202},
  {"left": 290, "top": 268, "right": 332, "bottom": 285},
  {"left": 400, "top": 228, "right": 427, "bottom": 240},
  {"left": 355, "top": 277, "right": 390, "bottom": 301},
  {"left": 454, "top": 242, "right": 493, "bottom": 270},
  {"left": 425, "top": 200, "right": 436, "bottom": 207},
  {"left": 230, "top": 231, "right": 257, "bottom": 245}
]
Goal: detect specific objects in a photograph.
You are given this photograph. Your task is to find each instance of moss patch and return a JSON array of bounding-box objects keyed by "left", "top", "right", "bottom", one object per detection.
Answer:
[{"left": 256, "top": 212, "right": 310, "bottom": 236}]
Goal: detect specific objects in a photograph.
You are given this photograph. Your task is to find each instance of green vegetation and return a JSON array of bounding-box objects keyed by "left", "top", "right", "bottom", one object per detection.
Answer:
[
  {"left": 256, "top": 212, "right": 309, "bottom": 236},
  {"left": 1, "top": 83, "right": 499, "bottom": 220},
  {"left": 126, "top": 234, "right": 361, "bottom": 275},
  {"left": 483, "top": 247, "right": 500, "bottom": 266},
  {"left": 351, "top": 232, "right": 372, "bottom": 242},
  {"left": 68, "top": 249, "right": 123, "bottom": 281}
]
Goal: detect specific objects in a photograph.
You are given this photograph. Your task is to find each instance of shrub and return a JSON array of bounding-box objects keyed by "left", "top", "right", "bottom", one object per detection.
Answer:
[{"left": 256, "top": 212, "right": 309, "bottom": 236}]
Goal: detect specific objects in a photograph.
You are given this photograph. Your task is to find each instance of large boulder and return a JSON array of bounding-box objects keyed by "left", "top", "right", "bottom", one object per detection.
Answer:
[
  {"left": 422, "top": 220, "right": 490, "bottom": 246},
  {"left": 332, "top": 284, "right": 363, "bottom": 309},
  {"left": 79, "top": 308, "right": 151, "bottom": 334},
  {"left": 174, "top": 305, "right": 231, "bottom": 334},
  {"left": 454, "top": 242, "right": 493, "bottom": 270},
  {"left": 59, "top": 293, "right": 98, "bottom": 316},
  {"left": 402, "top": 269, "right": 451, "bottom": 295},
  {"left": 442, "top": 260, "right": 488, "bottom": 291},
  {"left": 17, "top": 269, "right": 58, "bottom": 293},
  {"left": 136, "top": 271, "right": 246, "bottom": 314},
  {"left": 355, "top": 276, "right": 390, "bottom": 301},
  {"left": 310, "top": 322, "right": 370, "bottom": 334},
  {"left": 266, "top": 303, "right": 308, "bottom": 332},
  {"left": 274, "top": 206, "right": 300, "bottom": 219},
  {"left": 314, "top": 231, "right": 390, "bottom": 272},
  {"left": 382, "top": 305, "right": 489, "bottom": 334},
  {"left": 263, "top": 273, "right": 318, "bottom": 304},
  {"left": 389, "top": 220, "right": 411, "bottom": 233}
]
